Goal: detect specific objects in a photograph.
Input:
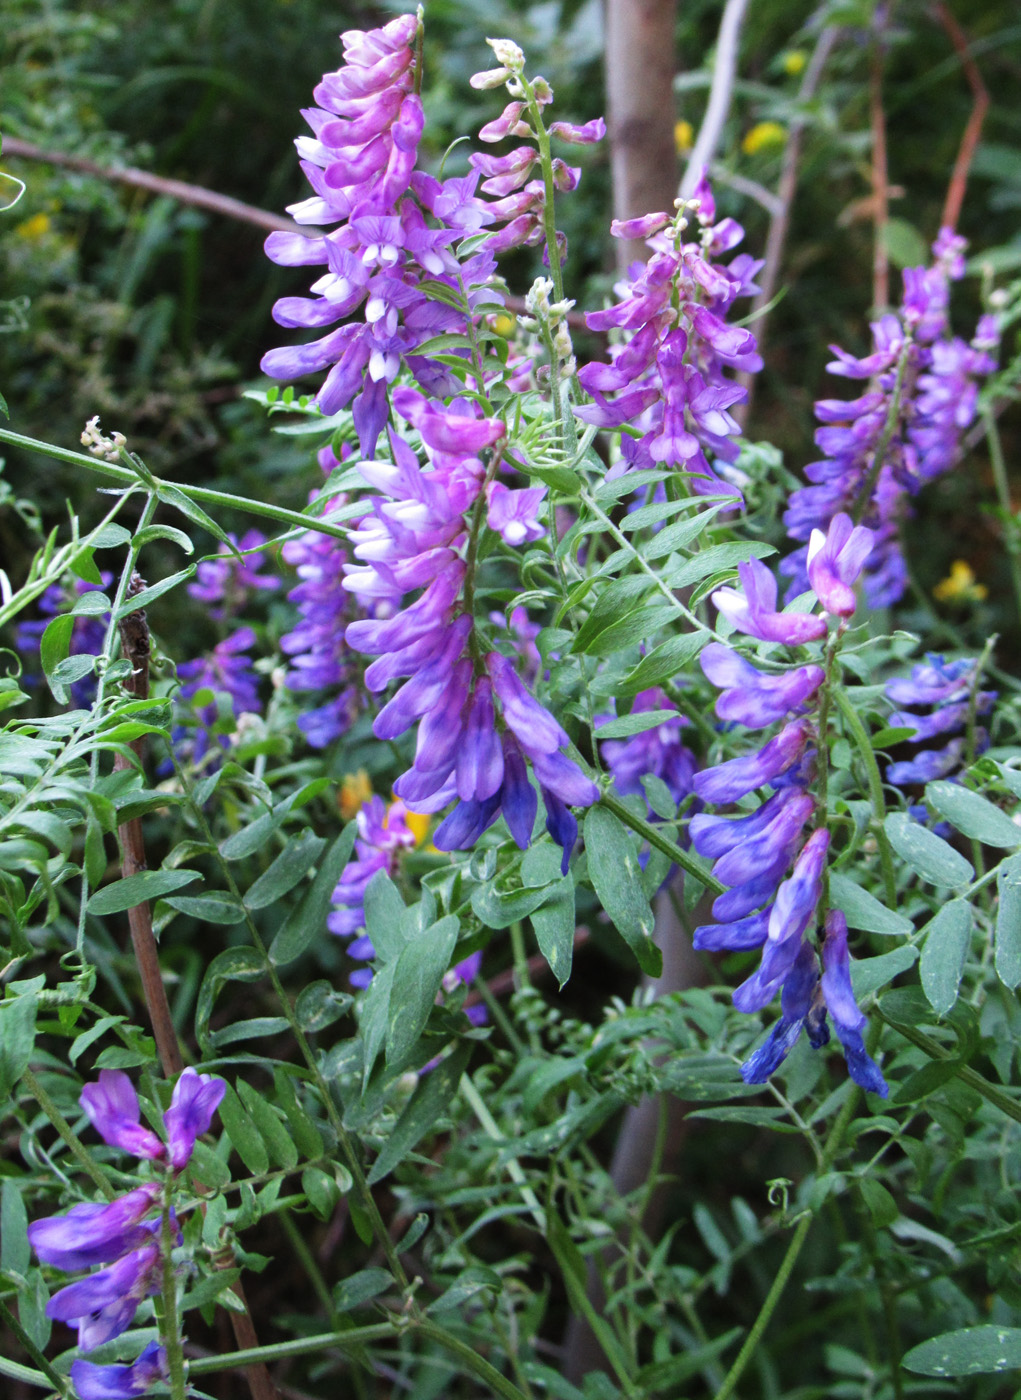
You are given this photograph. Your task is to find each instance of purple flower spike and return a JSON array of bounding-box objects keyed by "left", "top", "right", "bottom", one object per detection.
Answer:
[
  {"left": 79, "top": 1071, "right": 164, "bottom": 1162},
  {"left": 740, "top": 939, "right": 819, "bottom": 1084},
  {"left": 164, "top": 1067, "right": 227, "bottom": 1171},
  {"left": 821, "top": 910, "right": 888, "bottom": 1096},
  {"left": 28, "top": 1185, "right": 161, "bottom": 1272},
  {"left": 71, "top": 1340, "right": 168, "bottom": 1400},
  {"left": 712, "top": 558, "right": 827, "bottom": 645},
  {"left": 806, "top": 512, "right": 874, "bottom": 617},
  {"left": 47, "top": 1244, "right": 162, "bottom": 1351}
]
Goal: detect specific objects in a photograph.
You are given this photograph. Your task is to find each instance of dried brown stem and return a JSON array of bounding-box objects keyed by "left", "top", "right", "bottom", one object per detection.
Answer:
[
  {"left": 112, "top": 576, "right": 184, "bottom": 1081},
  {"left": 931, "top": 2, "right": 990, "bottom": 232},
  {"left": 870, "top": 46, "right": 890, "bottom": 312},
  {"left": 1, "top": 136, "right": 301, "bottom": 236}
]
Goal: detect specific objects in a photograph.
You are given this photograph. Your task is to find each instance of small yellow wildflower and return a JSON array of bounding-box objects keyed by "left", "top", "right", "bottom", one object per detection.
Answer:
[
  {"left": 782, "top": 50, "right": 807, "bottom": 76},
  {"left": 742, "top": 121, "right": 787, "bottom": 156},
  {"left": 674, "top": 120, "right": 694, "bottom": 155},
  {"left": 339, "top": 769, "right": 373, "bottom": 819},
  {"left": 492, "top": 311, "right": 515, "bottom": 338},
  {"left": 14, "top": 211, "right": 51, "bottom": 240},
  {"left": 933, "top": 559, "right": 988, "bottom": 604}
]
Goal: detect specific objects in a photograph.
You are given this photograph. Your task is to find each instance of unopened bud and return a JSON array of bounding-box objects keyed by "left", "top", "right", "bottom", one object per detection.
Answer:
[
  {"left": 486, "top": 37, "right": 525, "bottom": 70},
  {"left": 470, "top": 67, "right": 511, "bottom": 89}
]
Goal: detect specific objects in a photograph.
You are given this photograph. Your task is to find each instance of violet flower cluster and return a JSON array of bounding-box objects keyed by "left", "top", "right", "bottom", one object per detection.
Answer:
[
  {"left": 186, "top": 529, "right": 278, "bottom": 621},
  {"left": 885, "top": 654, "right": 995, "bottom": 827},
  {"left": 175, "top": 627, "right": 261, "bottom": 765},
  {"left": 691, "top": 515, "right": 887, "bottom": 1094},
  {"left": 343, "top": 388, "right": 598, "bottom": 873},
  {"left": 29, "top": 1068, "right": 225, "bottom": 1400},
  {"left": 573, "top": 176, "right": 763, "bottom": 498},
  {"left": 782, "top": 229, "right": 998, "bottom": 606}
]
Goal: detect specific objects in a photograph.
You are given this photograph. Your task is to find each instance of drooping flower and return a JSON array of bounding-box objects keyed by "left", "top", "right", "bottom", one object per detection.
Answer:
[
  {"left": 599, "top": 689, "right": 697, "bottom": 807},
  {"left": 186, "top": 530, "right": 279, "bottom": 621},
  {"left": 70, "top": 1340, "right": 168, "bottom": 1400},
  {"left": 885, "top": 654, "right": 995, "bottom": 792}
]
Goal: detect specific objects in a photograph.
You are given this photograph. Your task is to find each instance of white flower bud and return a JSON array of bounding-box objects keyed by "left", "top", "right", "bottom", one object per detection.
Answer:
[
  {"left": 470, "top": 67, "right": 511, "bottom": 89},
  {"left": 486, "top": 37, "right": 525, "bottom": 70}
]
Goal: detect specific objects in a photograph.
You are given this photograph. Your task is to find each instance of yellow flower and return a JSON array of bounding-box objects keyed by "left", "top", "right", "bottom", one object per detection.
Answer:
[
  {"left": 782, "top": 50, "right": 807, "bottom": 76},
  {"left": 674, "top": 119, "right": 694, "bottom": 155},
  {"left": 741, "top": 121, "right": 787, "bottom": 156},
  {"left": 933, "top": 559, "right": 988, "bottom": 604},
  {"left": 491, "top": 311, "right": 515, "bottom": 338},
  {"left": 14, "top": 211, "right": 51, "bottom": 240},
  {"left": 338, "top": 769, "right": 373, "bottom": 820}
]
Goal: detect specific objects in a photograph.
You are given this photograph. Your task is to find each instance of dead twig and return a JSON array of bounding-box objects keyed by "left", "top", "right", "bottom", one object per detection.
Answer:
[{"left": 931, "top": 2, "right": 990, "bottom": 232}]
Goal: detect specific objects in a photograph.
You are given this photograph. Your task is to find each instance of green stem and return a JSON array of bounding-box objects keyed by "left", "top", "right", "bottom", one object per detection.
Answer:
[
  {"left": 983, "top": 405, "right": 1021, "bottom": 630},
  {"left": 0, "top": 428, "right": 350, "bottom": 542},
  {"left": 873, "top": 1007, "right": 1021, "bottom": 1124},
  {"left": 833, "top": 688, "right": 897, "bottom": 905},
  {"left": 851, "top": 335, "right": 913, "bottom": 525},
  {"left": 711, "top": 1083, "right": 861, "bottom": 1400},
  {"left": 22, "top": 1068, "right": 117, "bottom": 1198},
  {"left": 279, "top": 1208, "right": 339, "bottom": 1328},
  {"left": 460, "top": 1073, "right": 546, "bottom": 1229},
  {"left": 415, "top": 1315, "right": 533, "bottom": 1400},
  {"left": 160, "top": 1183, "right": 188, "bottom": 1400},
  {"left": 0, "top": 1298, "right": 70, "bottom": 1395},
  {"left": 599, "top": 791, "right": 724, "bottom": 896}
]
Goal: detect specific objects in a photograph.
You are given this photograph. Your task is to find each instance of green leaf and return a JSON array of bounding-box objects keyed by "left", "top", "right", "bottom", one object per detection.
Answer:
[
  {"left": 218, "top": 1084, "right": 269, "bottom": 1175},
  {"left": 237, "top": 1081, "right": 298, "bottom": 1169},
  {"left": 181, "top": 1268, "right": 242, "bottom": 1315},
  {"left": 662, "top": 540, "right": 775, "bottom": 589},
  {"left": 39, "top": 614, "right": 74, "bottom": 703},
  {"left": 363, "top": 870, "right": 408, "bottom": 963},
  {"left": 639, "top": 505, "right": 726, "bottom": 560},
  {"left": 386, "top": 915, "right": 459, "bottom": 1069},
  {"left": 133, "top": 524, "right": 195, "bottom": 554},
  {"left": 333, "top": 1267, "right": 394, "bottom": 1312},
  {"left": 925, "top": 780, "right": 1021, "bottom": 849},
  {"left": 271, "top": 822, "right": 357, "bottom": 965},
  {"left": 858, "top": 1177, "right": 898, "bottom": 1227},
  {"left": 368, "top": 1041, "right": 471, "bottom": 1185},
  {"left": 164, "top": 894, "right": 247, "bottom": 925},
  {"left": 881, "top": 217, "right": 928, "bottom": 269},
  {"left": 69, "top": 548, "right": 103, "bottom": 585},
  {"left": 302, "top": 1166, "right": 340, "bottom": 1221},
  {"left": 829, "top": 873, "right": 912, "bottom": 937},
  {"left": 883, "top": 812, "right": 973, "bottom": 888},
  {"left": 583, "top": 807, "right": 662, "bottom": 976},
  {"left": 244, "top": 829, "right": 326, "bottom": 911},
  {"left": 571, "top": 577, "right": 653, "bottom": 654},
  {"left": 272, "top": 1067, "right": 323, "bottom": 1159},
  {"left": 92, "top": 523, "right": 133, "bottom": 549},
  {"left": 87, "top": 869, "right": 200, "bottom": 915},
  {"left": 113, "top": 567, "right": 196, "bottom": 618},
  {"left": 688, "top": 1106, "right": 801, "bottom": 1134},
  {"left": 0, "top": 987, "right": 38, "bottom": 1100},
  {"left": 531, "top": 876, "right": 576, "bottom": 989},
  {"left": 902, "top": 1326, "right": 1021, "bottom": 1377},
  {"left": 472, "top": 881, "right": 554, "bottom": 930},
  {"left": 617, "top": 631, "right": 707, "bottom": 696},
  {"left": 1, "top": 1179, "right": 30, "bottom": 1276},
  {"left": 850, "top": 944, "right": 919, "bottom": 1000},
  {"left": 919, "top": 901, "right": 972, "bottom": 1015},
  {"left": 156, "top": 483, "right": 232, "bottom": 548},
  {"left": 195, "top": 947, "right": 266, "bottom": 1050},
  {"left": 996, "top": 854, "right": 1021, "bottom": 989},
  {"left": 595, "top": 709, "right": 680, "bottom": 740}
]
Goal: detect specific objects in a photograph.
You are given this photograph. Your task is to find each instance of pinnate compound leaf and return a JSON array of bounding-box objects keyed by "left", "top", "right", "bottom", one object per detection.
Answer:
[
  {"left": 883, "top": 812, "right": 973, "bottom": 888},
  {"left": 919, "top": 901, "right": 972, "bottom": 1015},
  {"left": 902, "top": 1326, "right": 1021, "bottom": 1377},
  {"left": 583, "top": 807, "right": 662, "bottom": 976}
]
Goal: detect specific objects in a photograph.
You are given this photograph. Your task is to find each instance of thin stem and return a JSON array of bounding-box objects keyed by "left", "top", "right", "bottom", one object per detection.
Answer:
[
  {"left": 460, "top": 1073, "right": 546, "bottom": 1229},
  {"left": 160, "top": 1184, "right": 188, "bottom": 1400},
  {"left": 22, "top": 1067, "right": 117, "bottom": 1198},
  {"left": 851, "top": 336, "right": 913, "bottom": 524},
  {"left": 833, "top": 688, "right": 897, "bottom": 905},
  {"left": 280, "top": 1209, "right": 340, "bottom": 1328},
  {"left": 873, "top": 1007, "right": 1021, "bottom": 1124},
  {"left": 599, "top": 791, "right": 724, "bottom": 896},
  {"left": 711, "top": 1084, "right": 860, "bottom": 1400},
  {"left": 0, "top": 1298, "right": 70, "bottom": 1395},
  {"left": 0, "top": 428, "right": 351, "bottom": 542},
  {"left": 679, "top": 0, "right": 752, "bottom": 198}
]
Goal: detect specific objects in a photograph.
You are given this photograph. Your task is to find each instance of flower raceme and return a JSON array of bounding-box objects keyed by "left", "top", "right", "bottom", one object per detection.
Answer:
[
  {"left": 693, "top": 515, "right": 887, "bottom": 1094},
  {"left": 29, "top": 1069, "right": 225, "bottom": 1398}
]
